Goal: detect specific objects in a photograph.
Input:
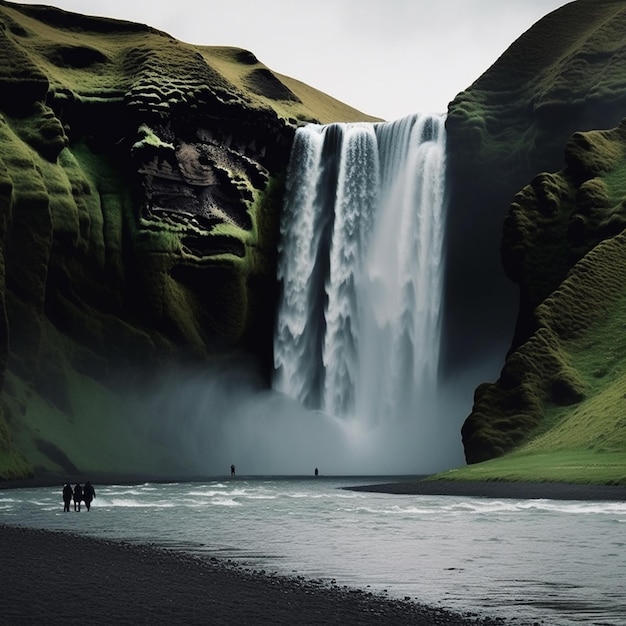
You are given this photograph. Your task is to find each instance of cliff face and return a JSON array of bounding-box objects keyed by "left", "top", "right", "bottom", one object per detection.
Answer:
[
  {"left": 0, "top": 1, "right": 375, "bottom": 478},
  {"left": 446, "top": 0, "right": 626, "bottom": 463}
]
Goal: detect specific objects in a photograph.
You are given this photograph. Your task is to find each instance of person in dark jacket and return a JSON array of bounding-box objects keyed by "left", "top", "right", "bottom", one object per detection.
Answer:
[
  {"left": 62, "top": 483, "right": 73, "bottom": 512},
  {"left": 73, "top": 483, "right": 83, "bottom": 512},
  {"left": 83, "top": 481, "right": 96, "bottom": 511}
]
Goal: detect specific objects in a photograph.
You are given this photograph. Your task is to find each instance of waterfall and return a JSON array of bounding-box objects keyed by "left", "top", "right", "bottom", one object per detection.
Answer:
[
  {"left": 131, "top": 115, "right": 458, "bottom": 477},
  {"left": 134, "top": 114, "right": 456, "bottom": 476},
  {"left": 273, "top": 113, "right": 447, "bottom": 430}
]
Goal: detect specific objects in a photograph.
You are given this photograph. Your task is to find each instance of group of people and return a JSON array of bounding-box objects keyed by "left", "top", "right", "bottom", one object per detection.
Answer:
[{"left": 63, "top": 481, "right": 96, "bottom": 512}]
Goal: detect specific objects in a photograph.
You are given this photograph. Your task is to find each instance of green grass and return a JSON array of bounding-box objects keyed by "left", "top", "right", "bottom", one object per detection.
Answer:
[
  {"left": 0, "top": 448, "right": 33, "bottom": 480},
  {"left": 433, "top": 450, "right": 626, "bottom": 485},
  {"left": 3, "top": 335, "right": 179, "bottom": 477},
  {"left": 0, "top": 405, "right": 34, "bottom": 480}
]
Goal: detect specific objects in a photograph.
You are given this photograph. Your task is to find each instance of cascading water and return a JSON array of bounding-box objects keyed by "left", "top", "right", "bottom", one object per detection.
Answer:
[
  {"left": 274, "top": 113, "right": 447, "bottom": 433},
  {"left": 132, "top": 113, "right": 461, "bottom": 477}
]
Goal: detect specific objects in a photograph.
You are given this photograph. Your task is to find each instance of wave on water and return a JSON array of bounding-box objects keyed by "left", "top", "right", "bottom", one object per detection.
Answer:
[{"left": 1, "top": 479, "right": 625, "bottom": 626}]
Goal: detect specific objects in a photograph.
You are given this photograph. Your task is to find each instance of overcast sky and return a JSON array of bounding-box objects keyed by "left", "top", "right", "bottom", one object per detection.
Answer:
[{"left": 16, "top": 0, "right": 572, "bottom": 120}]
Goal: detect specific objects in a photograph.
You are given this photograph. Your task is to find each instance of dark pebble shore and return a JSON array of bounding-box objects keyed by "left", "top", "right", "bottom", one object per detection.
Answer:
[
  {"left": 348, "top": 479, "right": 626, "bottom": 501},
  {"left": 1, "top": 524, "right": 509, "bottom": 625}
]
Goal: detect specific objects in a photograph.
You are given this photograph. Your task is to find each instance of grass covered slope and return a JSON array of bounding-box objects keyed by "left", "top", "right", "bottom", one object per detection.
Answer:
[
  {"left": 0, "top": 1, "right": 377, "bottom": 479},
  {"left": 457, "top": 122, "right": 626, "bottom": 484},
  {"left": 0, "top": 2, "right": 375, "bottom": 125}
]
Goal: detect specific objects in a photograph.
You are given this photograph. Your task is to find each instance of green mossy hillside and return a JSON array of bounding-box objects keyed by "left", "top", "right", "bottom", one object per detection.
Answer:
[
  {"left": 0, "top": 1, "right": 376, "bottom": 479},
  {"left": 444, "top": 0, "right": 626, "bottom": 368},
  {"left": 444, "top": 0, "right": 626, "bottom": 477},
  {"left": 461, "top": 121, "right": 626, "bottom": 474}
]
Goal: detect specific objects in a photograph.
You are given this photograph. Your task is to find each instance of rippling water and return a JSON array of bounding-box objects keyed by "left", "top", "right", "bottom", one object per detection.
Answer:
[{"left": 2, "top": 477, "right": 624, "bottom": 625}]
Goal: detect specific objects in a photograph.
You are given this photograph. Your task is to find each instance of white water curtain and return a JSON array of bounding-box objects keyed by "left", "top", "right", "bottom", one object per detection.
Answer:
[{"left": 274, "top": 114, "right": 447, "bottom": 428}]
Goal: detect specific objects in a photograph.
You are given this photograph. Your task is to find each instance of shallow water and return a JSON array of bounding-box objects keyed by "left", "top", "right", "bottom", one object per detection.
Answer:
[{"left": 2, "top": 477, "right": 625, "bottom": 625}]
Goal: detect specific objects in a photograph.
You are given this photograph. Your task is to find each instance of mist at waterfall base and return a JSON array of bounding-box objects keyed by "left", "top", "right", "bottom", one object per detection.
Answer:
[
  {"left": 133, "top": 114, "right": 494, "bottom": 477},
  {"left": 132, "top": 358, "right": 468, "bottom": 476}
]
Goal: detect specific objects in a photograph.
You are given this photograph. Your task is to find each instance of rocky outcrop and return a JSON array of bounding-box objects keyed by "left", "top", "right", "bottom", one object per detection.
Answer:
[
  {"left": 0, "top": 1, "right": 375, "bottom": 478},
  {"left": 449, "top": 0, "right": 626, "bottom": 463}
]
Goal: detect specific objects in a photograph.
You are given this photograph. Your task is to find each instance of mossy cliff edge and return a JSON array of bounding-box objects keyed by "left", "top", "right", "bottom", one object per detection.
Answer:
[
  {"left": 449, "top": 0, "right": 626, "bottom": 477},
  {"left": 0, "top": 1, "right": 375, "bottom": 479}
]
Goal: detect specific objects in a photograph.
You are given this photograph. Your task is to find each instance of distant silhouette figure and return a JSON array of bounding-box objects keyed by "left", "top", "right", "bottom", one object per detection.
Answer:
[
  {"left": 83, "top": 481, "right": 96, "bottom": 511},
  {"left": 230, "top": 464, "right": 236, "bottom": 478},
  {"left": 314, "top": 467, "right": 319, "bottom": 477},
  {"left": 73, "top": 483, "right": 83, "bottom": 512},
  {"left": 62, "top": 483, "right": 72, "bottom": 512}
]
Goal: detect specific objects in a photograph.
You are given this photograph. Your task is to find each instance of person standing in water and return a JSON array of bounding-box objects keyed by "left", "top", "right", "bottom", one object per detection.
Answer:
[
  {"left": 230, "top": 464, "right": 236, "bottom": 478},
  {"left": 73, "top": 483, "right": 83, "bottom": 512},
  {"left": 83, "top": 481, "right": 96, "bottom": 511},
  {"left": 62, "top": 483, "right": 73, "bottom": 512}
]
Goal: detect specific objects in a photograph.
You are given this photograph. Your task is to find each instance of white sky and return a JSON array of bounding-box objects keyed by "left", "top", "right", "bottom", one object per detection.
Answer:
[{"left": 15, "top": 0, "right": 572, "bottom": 120}]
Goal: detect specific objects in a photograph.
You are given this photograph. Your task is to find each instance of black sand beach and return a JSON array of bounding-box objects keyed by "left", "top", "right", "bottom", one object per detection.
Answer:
[
  {"left": 1, "top": 524, "right": 505, "bottom": 625},
  {"left": 348, "top": 479, "right": 626, "bottom": 501}
]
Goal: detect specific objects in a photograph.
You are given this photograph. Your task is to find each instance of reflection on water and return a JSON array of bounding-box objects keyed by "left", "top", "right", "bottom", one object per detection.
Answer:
[{"left": 2, "top": 477, "right": 625, "bottom": 625}]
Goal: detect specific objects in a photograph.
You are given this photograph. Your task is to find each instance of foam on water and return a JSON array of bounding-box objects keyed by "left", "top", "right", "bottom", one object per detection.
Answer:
[
  {"left": 2, "top": 478, "right": 625, "bottom": 626},
  {"left": 210, "top": 498, "right": 241, "bottom": 507}
]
